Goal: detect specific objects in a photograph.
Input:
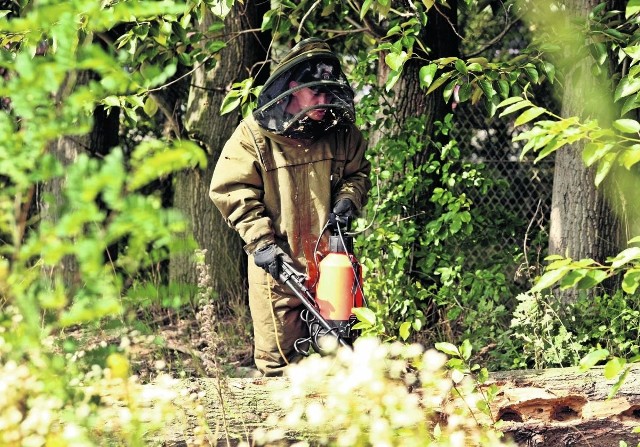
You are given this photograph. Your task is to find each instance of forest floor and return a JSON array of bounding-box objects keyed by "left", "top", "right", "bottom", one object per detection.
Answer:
[
  {"left": 70, "top": 306, "right": 260, "bottom": 383},
  {"left": 140, "top": 310, "right": 260, "bottom": 380}
]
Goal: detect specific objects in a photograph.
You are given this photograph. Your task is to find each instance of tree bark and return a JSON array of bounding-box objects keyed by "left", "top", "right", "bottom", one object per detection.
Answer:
[
  {"left": 40, "top": 71, "right": 119, "bottom": 288},
  {"left": 171, "top": 4, "right": 269, "bottom": 301},
  {"left": 154, "top": 365, "right": 640, "bottom": 447},
  {"left": 548, "top": 0, "right": 625, "bottom": 302}
]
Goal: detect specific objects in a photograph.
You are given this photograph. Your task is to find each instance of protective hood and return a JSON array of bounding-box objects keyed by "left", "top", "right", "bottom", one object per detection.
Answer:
[{"left": 253, "top": 38, "right": 356, "bottom": 144}]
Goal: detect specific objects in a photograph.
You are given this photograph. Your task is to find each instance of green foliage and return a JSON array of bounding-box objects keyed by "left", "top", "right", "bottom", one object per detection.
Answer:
[
  {"left": 220, "top": 77, "right": 262, "bottom": 117},
  {"left": 357, "top": 112, "right": 518, "bottom": 360},
  {"left": 526, "top": 237, "right": 640, "bottom": 294},
  {"left": 436, "top": 339, "right": 500, "bottom": 423},
  {"left": 0, "top": 0, "right": 218, "bottom": 444},
  {"left": 421, "top": 51, "right": 554, "bottom": 116},
  {"left": 506, "top": 289, "right": 640, "bottom": 370}
]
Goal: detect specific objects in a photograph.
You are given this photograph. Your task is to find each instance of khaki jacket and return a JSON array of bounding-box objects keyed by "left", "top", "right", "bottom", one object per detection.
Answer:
[{"left": 209, "top": 115, "right": 370, "bottom": 280}]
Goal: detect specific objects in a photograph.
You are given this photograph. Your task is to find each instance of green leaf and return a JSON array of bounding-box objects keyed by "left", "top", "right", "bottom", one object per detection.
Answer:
[
  {"left": 478, "top": 79, "right": 495, "bottom": 99},
  {"left": 609, "top": 247, "right": 640, "bottom": 268},
  {"left": 531, "top": 267, "right": 569, "bottom": 292},
  {"left": 622, "top": 269, "right": 640, "bottom": 294},
  {"left": 426, "top": 71, "right": 453, "bottom": 94},
  {"left": 626, "top": 0, "right": 640, "bottom": 18},
  {"left": 608, "top": 367, "right": 630, "bottom": 399},
  {"left": 353, "top": 306, "right": 376, "bottom": 326},
  {"left": 422, "top": 0, "right": 435, "bottom": 9},
  {"left": 435, "top": 342, "right": 460, "bottom": 357},
  {"left": 613, "top": 118, "right": 640, "bottom": 133},
  {"left": 220, "top": 92, "right": 241, "bottom": 115},
  {"left": 454, "top": 59, "right": 467, "bottom": 75},
  {"left": 261, "top": 9, "right": 276, "bottom": 31},
  {"left": 419, "top": 63, "right": 438, "bottom": 88},
  {"left": 360, "top": 0, "right": 375, "bottom": 19},
  {"left": 399, "top": 321, "right": 411, "bottom": 340},
  {"left": 582, "top": 142, "right": 613, "bottom": 167},
  {"left": 595, "top": 152, "right": 617, "bottom": 186},
  {"left": 578, "top": 348, "right": 609, "bottom": 371},
  {"left": 576, "top": 269, "right": 608, "bottom": 289},
  {"left": 460, "top": 339, "right": 472, "bottom": 361},
  {"left": 497, "top": 96, "right": 524, "bottom": 108},
  {"left": 514, "top": 107, "right": 546, "bottom": 126},
  {"left": 559, "top": 269, "right": 588, "bottom": 289},
  {"left": 457, "top": 83, "right": 472, "bottom": 102},
  {"left": 604, "top": 357, "right": 626, "bottom": 380},
  {"left": 129, "top": 140, "right": 207, "bottom": 191},
  {"left": 385, "top": 51, "right": 408, "bottom": 72},
  {"left": 143, "top": 96, "right": 158, "bottom": 117},
  {"left": 497, "top": 80, "right": 509, "bottom": 98},
  {"left": 524, "top": 66, "right": 539, "bottom": 83},
  {"left": 443, "top": 79, "right": 457, "bottom": 102},
  {"left": 499, "top": 100, "right": 532, "bottom": 118},
  {"left": 614, "top": 76, "right": 640, "bottom": 102},
  {"left": 535, "top": 136, "right": 566, "bottom": 161},
  {"left": 385, "top": 69, "right": 402, "bottom": 91},
  {"left": 623, "top": 45, "right": 640, "bottom": 62},
  {"left": 541, "top": 61, "right": 556, "bottom": 83},
  {"left": 619, "top": 145, "right": 640, "bottom": 170},
  {"left": 620, "top": 93, "right": 640, "bottom": 116}
]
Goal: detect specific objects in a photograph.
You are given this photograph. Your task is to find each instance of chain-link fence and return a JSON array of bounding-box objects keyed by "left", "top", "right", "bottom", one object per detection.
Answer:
[{"left": 451, "top": 101, "right": 555, "bottom": 278}]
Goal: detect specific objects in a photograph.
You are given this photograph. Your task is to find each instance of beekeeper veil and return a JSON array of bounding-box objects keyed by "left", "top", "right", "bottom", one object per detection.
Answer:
[{"left": 253, "top": 38, "right": 356, "bottom": 143}]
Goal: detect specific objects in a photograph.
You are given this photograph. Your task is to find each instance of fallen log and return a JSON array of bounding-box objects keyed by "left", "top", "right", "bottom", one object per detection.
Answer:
[
  {"left": 157, "top": 364, "right": 640, "bottom": 447},
  {"left": 488, "top": 365, "right": 640, "bottom": 447}
]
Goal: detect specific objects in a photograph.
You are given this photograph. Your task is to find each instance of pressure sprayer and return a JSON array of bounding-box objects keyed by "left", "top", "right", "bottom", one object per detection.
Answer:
[{"left": 278, "top": 214, "right": 365, "bottom": 355}]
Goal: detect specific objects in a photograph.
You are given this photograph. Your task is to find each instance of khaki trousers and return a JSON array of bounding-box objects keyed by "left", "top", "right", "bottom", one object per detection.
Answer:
[{"left": 248, "top": 271, "right": 310, "bottom": 376}]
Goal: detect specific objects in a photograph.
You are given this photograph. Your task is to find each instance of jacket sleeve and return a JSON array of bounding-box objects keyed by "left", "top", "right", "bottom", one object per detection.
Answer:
[
  {"left": 209, "top": 121, "right": 275, "bottom": 254},
  {"left": 334, "top": 126, "right": 371, "bottom": 211}
]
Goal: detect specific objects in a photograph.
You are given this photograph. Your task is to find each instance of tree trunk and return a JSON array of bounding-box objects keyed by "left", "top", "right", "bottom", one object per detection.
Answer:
[
  {"left": 548, "top": 0, "right": 624, "bottom": 302},
  {"left": 154, "top": 365, "right": 640, "bottom": 447},
  {"left": 171, "top": 4, "right": 269, "bottom": 301},
  {"left": 40, "top": 71, "right": 119, "bottom": 288}
]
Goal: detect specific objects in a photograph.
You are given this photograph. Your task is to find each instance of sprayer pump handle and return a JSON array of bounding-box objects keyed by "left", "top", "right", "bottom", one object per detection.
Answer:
[{"left": 329, "top": 212, "right": 351, "bottom": 230}]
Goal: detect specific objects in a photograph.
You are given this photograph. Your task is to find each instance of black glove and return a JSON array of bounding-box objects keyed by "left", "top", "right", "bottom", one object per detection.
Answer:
[
  {"left": 253, "top": 244, "right": 293, "bottom": 280},
  {"left": 332, "top": 198, "right": 355, "bottom": 222}
]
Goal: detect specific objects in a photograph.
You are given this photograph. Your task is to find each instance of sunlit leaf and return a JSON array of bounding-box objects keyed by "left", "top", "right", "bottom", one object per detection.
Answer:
[
  {"left": 622, "top": 269, "right": 640, "bottom": 294},
  {"left": 576, "top": 269, "right": 608, "bottom": 289},
  {"left": 609, "top": 247, "right": 640, "bottom": 268},
  {"left": 608, "top": 367, "right": 630, "bottom": 399},
  {"left": 531, "top": 267, "right": 569, "bottom": 292},
  {"left": 220, "top": 91, "right": 241, "bottom": 115},
  {"left": 514, "top": 107, "right": 546, "bottom": 126},
  {"left": 620, "top": 144, "right": 640, "bottom": 169},
  {"left": 594, "top": 152, "right": 617, "bottom": 186},
  {"left": 353, "top": 306, "right": 376, "bottom": 326},
  {"left": 499, "top": 100, "right": 532, "bottom": 117},
  {"left": 578, "top": 348, "right": 609, "bottom": 371},
  {"left": 604, "top": 357, "right": 626, "bottom": 380},
  {"left": 613, "top": 118, "right": 640, "bottom": 133},
  {"left": 385, "top": 51, "right": 408, "bottom": 72},
  {"left": 626, "top": 0, "right": 640, "bottom": 18},
  {"left": 582, "top": 142, "right": 613, "bottom": 167},
  {"left": 435, "top": 342, "right": 459, "bottom": 357},
  {"left": 614, "top": 76, "right": 640, "bottom": 101},
  {"left": 419, "top": 63, "right": 438, "bottom": 88},
  {"left": 399, "top": 321, "right": 411, "bottom": 340}
]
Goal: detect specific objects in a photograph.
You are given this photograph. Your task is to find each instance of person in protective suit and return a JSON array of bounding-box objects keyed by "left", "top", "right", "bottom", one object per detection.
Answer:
[{"left": 209, "top": 38, "right": 371, "bottom": 376}]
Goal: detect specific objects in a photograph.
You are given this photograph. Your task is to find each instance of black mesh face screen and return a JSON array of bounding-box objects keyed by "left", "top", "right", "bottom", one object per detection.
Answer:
[{"left": 254, "top": 54, "right": 355, "bottom": 142}]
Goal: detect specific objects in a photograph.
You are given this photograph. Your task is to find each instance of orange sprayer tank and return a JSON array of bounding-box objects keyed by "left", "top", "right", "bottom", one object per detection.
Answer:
[{"left": 315, "top": 251, "right": 363, "bottom": 322}]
